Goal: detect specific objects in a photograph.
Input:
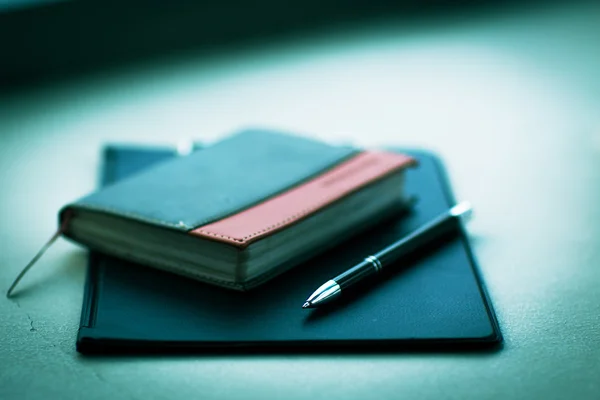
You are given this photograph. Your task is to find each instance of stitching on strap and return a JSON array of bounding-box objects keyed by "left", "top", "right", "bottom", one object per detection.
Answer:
[{"left": 196, "top": 203, "right": 320, "bottom": 244}]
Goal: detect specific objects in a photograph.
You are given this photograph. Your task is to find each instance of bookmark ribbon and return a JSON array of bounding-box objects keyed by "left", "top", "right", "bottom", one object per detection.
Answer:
[{"left": 6, "top": 211, "right": 72, "bottom": 298}]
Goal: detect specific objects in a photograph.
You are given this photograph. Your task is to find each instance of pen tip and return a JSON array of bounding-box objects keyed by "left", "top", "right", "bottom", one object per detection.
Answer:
[{"left": 302, "top": 302, "right": 312, "bottom": 309}]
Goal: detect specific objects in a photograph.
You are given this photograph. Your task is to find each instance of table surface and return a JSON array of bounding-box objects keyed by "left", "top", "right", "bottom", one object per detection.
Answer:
[{"left": 1, "top": 2, "right": 599, "bottom": 399}]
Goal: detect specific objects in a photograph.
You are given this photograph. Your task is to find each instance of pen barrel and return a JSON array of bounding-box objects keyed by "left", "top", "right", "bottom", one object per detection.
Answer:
[
  {"left": 374, "top": 210, "right": 460, "bottom": 266},
  {"left": 335, "top": 259, "right": 379, "bottom": 289},
  {"left": 305, "top": 204, "right": 470, "bottom": 308}
]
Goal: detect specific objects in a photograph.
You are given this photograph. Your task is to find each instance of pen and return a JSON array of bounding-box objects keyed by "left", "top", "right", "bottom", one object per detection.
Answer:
[{"left": 302, "top": 201, "right": 473, "bottom": 309}]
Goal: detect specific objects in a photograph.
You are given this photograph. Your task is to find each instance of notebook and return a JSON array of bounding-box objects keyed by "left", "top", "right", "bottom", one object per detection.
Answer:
[
  {"left": 61, "top": 129, "right": 416, "bottom": 290},
  {"left": 77, "top": 143, "right": 501, "bottom": 353}
]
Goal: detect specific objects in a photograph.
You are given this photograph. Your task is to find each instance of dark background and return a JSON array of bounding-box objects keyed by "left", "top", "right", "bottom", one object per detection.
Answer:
[{"left": 1, "top": 0, "right": 564, "bottom": 88}]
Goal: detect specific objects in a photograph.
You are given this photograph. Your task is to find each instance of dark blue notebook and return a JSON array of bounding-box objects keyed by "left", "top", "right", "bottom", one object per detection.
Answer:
[{"left": 77, "top": 144, "right": 501, "bottom": 353}]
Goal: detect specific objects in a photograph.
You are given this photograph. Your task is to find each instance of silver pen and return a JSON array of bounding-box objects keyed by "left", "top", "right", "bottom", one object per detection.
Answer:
[{"left": 302, "top": 201, "right": 473, "bottom": 309}]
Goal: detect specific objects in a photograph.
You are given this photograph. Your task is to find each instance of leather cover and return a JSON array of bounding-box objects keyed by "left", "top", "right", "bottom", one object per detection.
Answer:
[
  {"left": 191, "top": 151, "right": 416, "bottom": 248},
  {"left": 76, "top": 145, "right": 502, "bottom": 353},
  {"left": 63, "top": 129, "right": 359, "bottom": 231}
]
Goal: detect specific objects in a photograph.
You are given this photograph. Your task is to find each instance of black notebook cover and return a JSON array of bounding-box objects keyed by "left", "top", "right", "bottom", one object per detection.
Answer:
[{"left": 77, "top": 144, "right": 501, "bottom": 353}]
